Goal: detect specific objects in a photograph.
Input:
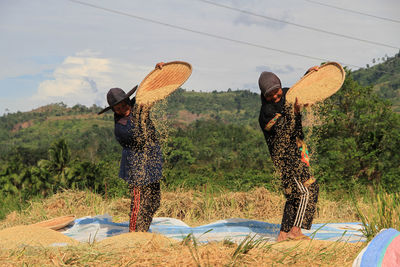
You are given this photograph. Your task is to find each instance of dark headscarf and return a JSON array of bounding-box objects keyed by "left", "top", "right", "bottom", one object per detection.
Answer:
[{"left": 258, "top": 72, "right": 281, "bottom": 98}]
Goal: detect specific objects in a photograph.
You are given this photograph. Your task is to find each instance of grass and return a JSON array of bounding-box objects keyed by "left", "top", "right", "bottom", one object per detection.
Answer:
[
  {"left": 230, "top": 234, "right": 271, "bottom": 266},
  {"left": 354, "top": 187, "right": 400, "bottom": 241},
  {"left": 158, "top": 186, "right": 365, "bottom": 227},
  {"left": 0, "top": 236, "right": 364, "bottom": 266},
  {"left": 0, "top": 186, "right": 369, "bottom": 230},
  {"left": 0, "top": 187, "right": 372, "bottom": 266},
  {"left": 183, "top": 233, "right": 203, "bottom": 267}
]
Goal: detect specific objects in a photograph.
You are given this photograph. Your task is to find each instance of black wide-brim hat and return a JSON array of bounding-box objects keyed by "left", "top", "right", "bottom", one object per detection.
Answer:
[{"left": 97, "top": 85, "right": 138, "bottom": 115}]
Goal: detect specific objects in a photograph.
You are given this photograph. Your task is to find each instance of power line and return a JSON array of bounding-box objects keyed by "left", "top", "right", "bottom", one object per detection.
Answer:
[
  {"left": 195, "top": 0, "right": 399, "bottom": 50},
  {"left": 66, "top": 0, "right": 393, "bottom": 74},
  {"left": 305, "top": 0, "right": 400, "bottom": 24}
]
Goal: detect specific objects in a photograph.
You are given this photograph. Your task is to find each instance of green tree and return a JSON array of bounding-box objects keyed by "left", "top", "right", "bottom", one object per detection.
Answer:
[
  {"left": 66, "top": 160, "right": 104, "bottom": 192},
  {"left": 38, "top": 139, "right": 71, "bottom": 188},
  {"left": 164, "top": 136, "right": 196, "bottom": 166},
  {"left": 28, "top": 165, "right": 53, "bottom": 197},
  {"left": 312, "top": 71, "right": 400, "bottom": 192}
]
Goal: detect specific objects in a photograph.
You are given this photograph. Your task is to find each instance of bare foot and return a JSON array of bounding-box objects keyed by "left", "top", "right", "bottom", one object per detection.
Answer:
[
  {"left": 277, "top": 231, "right": 288, "bottom": 242},
  {"left": 287, "top": 226, "right": 310, "bottom": 240}
]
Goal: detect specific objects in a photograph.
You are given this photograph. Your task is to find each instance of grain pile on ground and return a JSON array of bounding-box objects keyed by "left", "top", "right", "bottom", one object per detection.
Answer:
[
  {"left": 240, "top": 239, "right": 364, "bottom": 266},
  {"left": 0, "top": 225, "right": 78, "bottom": 249},
  {"left": 97, "top": 231, "right": 177, "bottom": 249},
  {"left": 0, "top": 237, "right": 365, "bottom": 266}
]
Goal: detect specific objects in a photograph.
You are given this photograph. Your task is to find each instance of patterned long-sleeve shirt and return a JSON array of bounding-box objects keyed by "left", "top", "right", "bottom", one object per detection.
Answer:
[{"left": 259, "top": 88, "right": 305, "bottom": 171}]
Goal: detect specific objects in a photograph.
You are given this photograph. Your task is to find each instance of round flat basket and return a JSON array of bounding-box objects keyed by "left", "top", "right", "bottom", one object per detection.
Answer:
[
  {"left": 286, "top": 62, "right": 345, "bottom": 104},
  {"left": 136, "top": 61, "right": 192, "bottom": 105},
  {"left": 32, "top": 215, "right": 76, "bottom": 231}
]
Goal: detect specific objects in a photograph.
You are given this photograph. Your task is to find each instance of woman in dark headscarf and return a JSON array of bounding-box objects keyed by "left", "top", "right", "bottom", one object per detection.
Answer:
[
  {"left": 98, "top": 63, "right": 164, "bottom": 232},
  {"left": 258, "top": 67, "right": 320, "bottom": 242}
]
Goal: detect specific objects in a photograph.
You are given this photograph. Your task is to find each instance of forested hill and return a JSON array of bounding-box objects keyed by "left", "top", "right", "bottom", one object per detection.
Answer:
[
  {"left": 163, "top": 88, "right": 260, "bottom": 125},
  {"left": 352, "top": 52, "right": 400, "bottom": 112},
  {"left": 0, "top": 89, "right": 261, "bottom": 162},
  {"left": 1, "top": 88, "right": 260, "bottom": 131}
]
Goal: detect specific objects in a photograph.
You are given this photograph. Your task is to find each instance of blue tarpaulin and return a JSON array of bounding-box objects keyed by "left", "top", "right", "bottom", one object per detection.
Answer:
[{"left": 62, "top": 215, "right": 365, "bottom": 244}]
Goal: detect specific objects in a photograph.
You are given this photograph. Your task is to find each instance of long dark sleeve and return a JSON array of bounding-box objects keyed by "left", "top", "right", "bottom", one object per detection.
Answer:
[{"left": 294, "top": 112, "right": 304, "bottom": 140}]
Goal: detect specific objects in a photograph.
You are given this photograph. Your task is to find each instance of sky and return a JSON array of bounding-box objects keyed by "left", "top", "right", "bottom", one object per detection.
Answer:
[{"left": 1, "top": 0, "right": 399, "bottom": 115}]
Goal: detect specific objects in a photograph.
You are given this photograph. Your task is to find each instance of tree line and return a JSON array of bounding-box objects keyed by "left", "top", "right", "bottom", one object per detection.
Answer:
[{"left": 0, "top": 69, "right": 399, "bottom": 218}]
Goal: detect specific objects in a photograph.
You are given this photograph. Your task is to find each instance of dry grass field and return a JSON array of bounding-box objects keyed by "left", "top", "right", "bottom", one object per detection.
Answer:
[{"left": 0, "top": 188, "right": 368, "bottom": 266}]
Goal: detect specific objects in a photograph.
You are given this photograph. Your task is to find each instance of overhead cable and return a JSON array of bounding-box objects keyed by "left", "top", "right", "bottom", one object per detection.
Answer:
[
  {"left": 67, "top": 0, "right": 393, "bottom": 73},
  {"left": 305, "top": 0, "right": 400, "bottom": 24},
  {"left": 196, "top": 0, "right": 399, "bottom": 50}
]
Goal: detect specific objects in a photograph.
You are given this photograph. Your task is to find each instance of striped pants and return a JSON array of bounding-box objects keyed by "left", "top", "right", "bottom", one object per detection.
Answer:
[
  {"left": 280, "top": 178, "right": 319, "bottom": 232},
  {"left": 275, "top": 142, "right": 319, "bottom": 233},
  {"left": 129, "top": 182, "right": 161, "bottom": 232}
]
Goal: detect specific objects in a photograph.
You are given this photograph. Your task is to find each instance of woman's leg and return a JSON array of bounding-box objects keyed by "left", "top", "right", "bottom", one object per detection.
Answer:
[
  {"left": 129, "top": 182, "right": 161, "bottom": 232},
  {"left": 129, "top": 185, "right": 142, "bottom": 232},
  {"left": 278, "top": 176, "right": 317, "bottom": 241}
]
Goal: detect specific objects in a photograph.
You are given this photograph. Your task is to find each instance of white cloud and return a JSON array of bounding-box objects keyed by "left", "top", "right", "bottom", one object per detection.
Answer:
[
  {"left": 31, "top": 51, "right": 152, "bottom": 108},
  {"left": 34, "top": 55, "right": 109, "bottom": 103}
]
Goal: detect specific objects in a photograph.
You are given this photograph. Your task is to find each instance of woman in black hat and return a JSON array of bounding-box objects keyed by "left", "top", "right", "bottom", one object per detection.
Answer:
[
  {"left": 98, "top": 63, "right": 164, "bottom": 232},
  {"left": 258, "top": 66, "right": 320, "bottom": 242}
]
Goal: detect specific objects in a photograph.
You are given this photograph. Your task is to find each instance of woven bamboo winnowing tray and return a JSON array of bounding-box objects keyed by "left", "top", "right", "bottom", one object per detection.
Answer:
[
  {"left": 32, "top": 215, "right": 76, "bottom": 231},
  {"left": 286, "top": 62, "right": 345, "bottom": 104},
  {"left": 136, "top": 61, "right": 192, "bottom": 105}
]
